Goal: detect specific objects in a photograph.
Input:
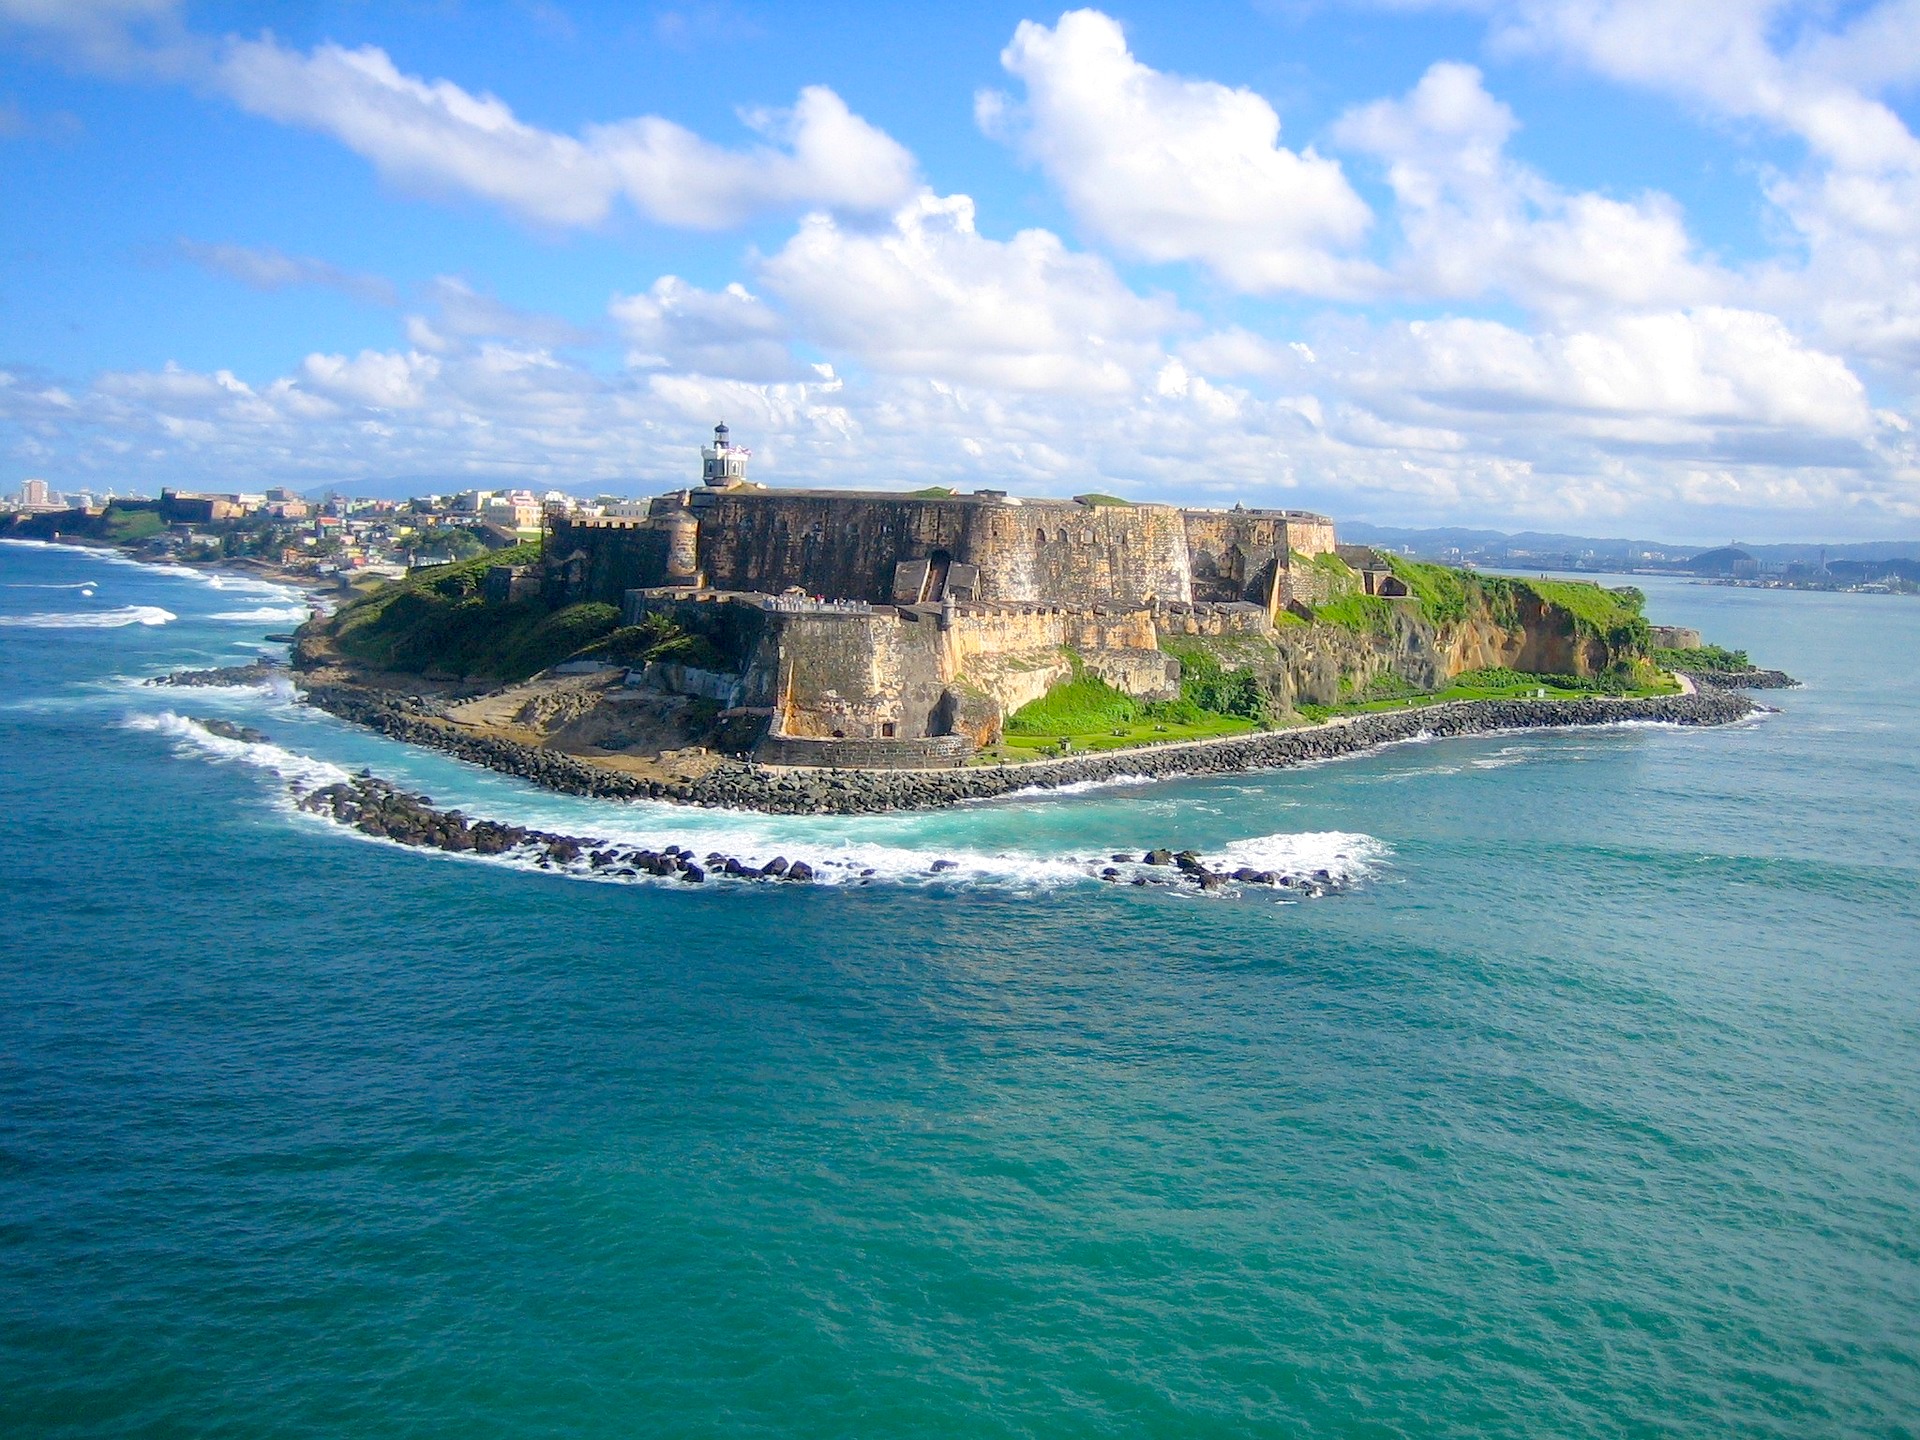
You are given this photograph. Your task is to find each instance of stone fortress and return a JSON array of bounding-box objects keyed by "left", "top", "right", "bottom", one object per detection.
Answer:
[{"left": 534, "top": 425, "right": 1354, "bottom": 766}]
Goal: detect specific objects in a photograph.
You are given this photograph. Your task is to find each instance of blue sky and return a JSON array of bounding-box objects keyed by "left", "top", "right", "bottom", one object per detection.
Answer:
[{"left": 3, "top": 1, "right": 1917, "bottom": 541}]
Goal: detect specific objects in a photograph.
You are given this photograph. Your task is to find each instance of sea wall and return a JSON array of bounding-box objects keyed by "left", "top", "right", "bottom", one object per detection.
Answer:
[
  {"left": 297, "top": 682, "right": 1757, "bottom": 815},
  {"left": 1679, "top": 668, "right": 1800, "bottom": 690}
]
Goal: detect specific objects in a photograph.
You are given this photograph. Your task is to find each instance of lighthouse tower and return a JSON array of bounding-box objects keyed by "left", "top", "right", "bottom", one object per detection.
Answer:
[{"left": 701, "top": 422, "right": 748, "bottom": 488}]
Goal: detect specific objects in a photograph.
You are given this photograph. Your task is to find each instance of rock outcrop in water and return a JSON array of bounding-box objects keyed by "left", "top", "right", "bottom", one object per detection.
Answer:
[
  {"left": 295, "top": 682, "right": 1757, "bottom": 817},
  {"left": 283, "top": 767, "right": 1349, "bottom": 896},
  {"left": 1677, "top": 668, "right": 1800, "bottom": 690},
  {"left": 194, "top": 717, "right": 269, "bottom": 745},
  {"left": 148, "top": 661, "right": 284, "bottom": 688}
]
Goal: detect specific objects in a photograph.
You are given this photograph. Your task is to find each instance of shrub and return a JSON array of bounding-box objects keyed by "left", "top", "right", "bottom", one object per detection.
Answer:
[
  {"left": 580, "top": 613, "right": 726, "bottom": 670},
  {"left": 1654, "top": 643, "right": 1751, "bottom": 671},
  {"left": 1161, "top": 646, "right": 1266, "bottom": 720}
]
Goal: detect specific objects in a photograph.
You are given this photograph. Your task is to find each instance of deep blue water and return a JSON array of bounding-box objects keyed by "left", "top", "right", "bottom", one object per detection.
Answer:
[{"left": 2, "top": 539, "right": 1916, "bottom": 1437}]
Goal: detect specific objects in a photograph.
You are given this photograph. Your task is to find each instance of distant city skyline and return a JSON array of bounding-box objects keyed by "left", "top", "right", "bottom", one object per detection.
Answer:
[{"left": 2, "top": 1, "right": 1918, "bottom": 542}]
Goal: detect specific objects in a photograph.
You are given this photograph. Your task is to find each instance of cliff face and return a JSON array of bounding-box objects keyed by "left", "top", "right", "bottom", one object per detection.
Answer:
[
  {"left": 1437, "top": 591, "right": 1611, "bottom": 676},
  {"left": 1243, "top": 582, "right": 1630, "bottom": 709}
]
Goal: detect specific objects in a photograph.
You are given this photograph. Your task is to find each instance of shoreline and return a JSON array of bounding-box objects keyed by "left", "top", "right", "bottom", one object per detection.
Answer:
[
  {"left": 0, "top": 533, "right": 338, "bottom": 602},
  {"left": 69, "top": 532, "right": 1765, "bottom": 815},
  {"left": 293, "top": 680, "right": 1761, "bottom": 816}
]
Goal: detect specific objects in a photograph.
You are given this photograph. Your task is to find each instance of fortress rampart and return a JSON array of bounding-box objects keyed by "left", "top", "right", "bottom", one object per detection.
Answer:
[
  {"left": 559, "top": 492, "right": 1334, "bottom": 618},
  {"left": 553, "top": 427, "right": 1343, "bottom": 765},
  {"left": 694, "top": 491, "right": 1195, "bottom": 607},
  {"left": 1180, "top": 508, "right": 1335, "bottom": 610}
]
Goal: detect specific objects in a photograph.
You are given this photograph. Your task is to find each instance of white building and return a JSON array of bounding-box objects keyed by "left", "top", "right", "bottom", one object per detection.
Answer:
[{"left": 15, "top": 477, "right": 58, "bottom": 510}]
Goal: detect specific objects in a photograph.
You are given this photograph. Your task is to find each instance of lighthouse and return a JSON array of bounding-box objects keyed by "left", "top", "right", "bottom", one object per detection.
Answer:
[{"left": 701, "top": 422, "right": 748, "bottom": 488}]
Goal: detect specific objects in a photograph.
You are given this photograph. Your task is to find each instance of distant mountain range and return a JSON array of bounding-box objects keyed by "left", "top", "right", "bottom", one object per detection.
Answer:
[{"left": 1338, "top": 523, "right": 1920, "bottom": 567}]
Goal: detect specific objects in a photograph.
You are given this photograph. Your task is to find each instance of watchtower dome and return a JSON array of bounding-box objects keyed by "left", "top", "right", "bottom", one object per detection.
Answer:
[{"left": 701, "top": 422, "right": 748, "bottom": 488}]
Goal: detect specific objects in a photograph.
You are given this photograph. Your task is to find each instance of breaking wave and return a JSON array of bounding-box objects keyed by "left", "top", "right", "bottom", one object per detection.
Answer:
[
  {"left": 208, "top": 605, "right": 311, "bottom": 624},
  {"left": 121, "top": 711, "right": 351, "bottom": 791},
  {"left": 0, "top": 605, "right": 176, "bottom": 629},
  {"left": 126, "top": 712, "right": 1389, "bottom": 898},
  {"left": 1214, "top": 831, "right": 1388, "bottom": 885},
  {"left": 997, "top": 772, "right": 1162, "bottom": 800}
]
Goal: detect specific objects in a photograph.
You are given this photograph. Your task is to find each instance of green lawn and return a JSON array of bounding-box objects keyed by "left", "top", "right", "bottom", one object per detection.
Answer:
[
  {"left": 996, "top": 712, "right": 1261, "bottom": 756},
  {"left": 1298, "top": 669, "right": 1679, "bottom": 721}
]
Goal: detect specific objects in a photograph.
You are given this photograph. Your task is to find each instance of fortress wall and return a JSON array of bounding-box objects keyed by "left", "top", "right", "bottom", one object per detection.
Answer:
[
  {"left": 963, "top": 502, "right": 1193, "bottom": 605},
  {"left": 941, "top": 603, "right": 1158, "bottom": 666},
  {"left": 1283, "top": 562, "right": 1341, "bottom": 609},
  {"left": 1082, "top": 649, "right": 1181, "bottom": 700},
  {"left": 1181, "top": 511, "right": 1287, "bottom": 607},
  {"left": 699, "top": 495, "right": 970, "bottom": 601},
  {"left": 1284, "top": 514, "right": 1337, "bottom": 557},
  {"left": 564, "top": 498, "right": 1330, "bottom": 613},
  {"left": 696, "top": 493, "right": 1193, "bottom": 606},
  {"left": 549, "top": 517, "right": 672, "bottom": 603},
  {"left": 942, "top": 602, "right": 1174, "bottom": 711},
  {"left": 1152, "top": 601, "right": 1276, "bottom": 638},
  {"left": 770, "top": 610, "right": 951, "bottom": 741}
]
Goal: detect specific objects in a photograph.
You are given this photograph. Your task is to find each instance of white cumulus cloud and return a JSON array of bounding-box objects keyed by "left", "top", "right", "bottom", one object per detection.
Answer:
[
  {"left": 980, "top": 9, "right": 1374, "bottom": 295},
  {"left": 1333, "top": 61, "right": 1722, "bottom": 314},
  {"left": 214, "top": 39, "right": 916, "bottom": 231},
  {"left": 611, "top": 278, "right": 803, "bottom": 382},
  {"left": 757, "top": 190, "right": 1183, "bottom": 394},
  {"left": 299, "top": 349, "right": 441, "bottom": 409}
]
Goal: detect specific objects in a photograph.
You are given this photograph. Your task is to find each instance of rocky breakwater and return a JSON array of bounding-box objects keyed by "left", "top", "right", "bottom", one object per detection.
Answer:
[
  {"left": 148, "top": 661, "right": 285, "bottom": 688},
  {"left": 1679, "top": 668, "right": 1800, "bottom": 690},
  {"left": 281, "top": 765, "right": 1344, "bottom": 898},
  {"left": 292, "top": 771, "right": 820, "bottom": 885},
  {"left": 296, "top": 680, "right": 1757, "bottom": 817},
  {"left": 688, "top": 689, "right": 1761, "bottom": 814}
]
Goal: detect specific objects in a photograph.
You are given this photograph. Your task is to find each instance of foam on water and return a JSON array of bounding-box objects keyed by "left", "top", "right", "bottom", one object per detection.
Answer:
[
  {"left": 1214, "top": 830, "right": 1388, "bottom": 882},
  {"left": 0, "top": 604, "right": 176, "bottom": 629},
  {"left": 995, "top": 772, "right": 1163, "bottom": 800},
  {"left": 208, "top": 605, "right": 312, "bottom": 623},
  {"left": 0, "top": 537, "right": 152, "bottom": 570},
  {"left": 128, "top": 712, "right": 1387, "bottom": 897},
  {"left": 122, "top": 711, "right": 351, "bottom": 791}
]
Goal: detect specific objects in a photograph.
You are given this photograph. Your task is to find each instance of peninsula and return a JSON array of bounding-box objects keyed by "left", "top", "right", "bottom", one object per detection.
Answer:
[{"left": 260, "top": 425, "right": 1775, "bottom": 813}]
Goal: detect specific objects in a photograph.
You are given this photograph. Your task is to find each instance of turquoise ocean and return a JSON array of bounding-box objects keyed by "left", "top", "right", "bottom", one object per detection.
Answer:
[{"left": 2, "top": 537, "right": 1916, "bottom": 1437}]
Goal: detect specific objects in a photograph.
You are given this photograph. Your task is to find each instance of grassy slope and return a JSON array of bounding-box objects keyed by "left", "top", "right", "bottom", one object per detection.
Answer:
[
  {"left": 1000, "top": 647, "right": 1267, "bottom": 755},
  {"left": 326, "top": 544, "right": 634, "bottom": 681},
  {"left": 1379, "top": 554, "right": 1650, "bottom": 646},
  {"left": 1299, "top": 667, "right": 1678, "bottom": 720}
]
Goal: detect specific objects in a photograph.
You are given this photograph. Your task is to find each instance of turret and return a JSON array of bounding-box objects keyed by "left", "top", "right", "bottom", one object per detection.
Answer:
[
  {"left": 662, "top": 507, "right": 700, "bottom": 584},
  {"left": 701, "top": 422, "right": 748, "bottom": 488}
]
